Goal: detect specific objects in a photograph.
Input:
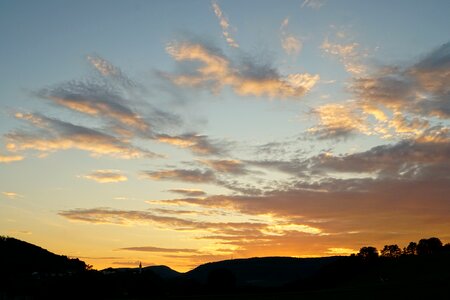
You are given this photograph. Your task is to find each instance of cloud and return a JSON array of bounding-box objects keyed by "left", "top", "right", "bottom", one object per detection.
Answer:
[
  {"left": 37, "top": 81, "right": 151, "bottom": 133},
  {"left": 59, "top": 206, "right": 325, "bottom": 253},
  {"left": 307, "top": 139, "right": 450, "bottom": 177},
  {"left": 82, "top": 170, "right": 128, "bottom": 183},
  {"left": 0, "top": 153, "right": 24, "bottom": 163},
  {"left": 199, "top": 159, "right": 249, "bottom": 175},
  {"left": 156, "top": 133, "right": 226, "bottom": 156},
  {"left": 312, "top": 42, "right": 450, "bottom": 140},
  {"left": 7, "top": 113, "right": 158, "bottom": 159},
  {"left": 142, "top": 169, "right": 216, "bottom": 183},
  {"left": 119, "top": 246, "right": 198, "bottom": 253},
  {"left": 87, "top": 55, "right": 120, "bottom": 77},
  {"left": 280, "top": 18, "right": 302, "bottom": 56},
  {"left": 168, "top": 189, "right": 207, "bottom": 197},
  {"left": 352, "top": 42, "right": 450, "bottom": 119},
  {"left": 307, "top": 102, "right": 370, "bottom": 139},
  {"left": 165, "top": 41, "right": 319, "bottom": 99},
  {"left": 211, "top": 1, "right": 239, "bottom": 48},
  {"left": 321, "top": 37, "right": 366, "bottom": 75},
  {"left": 301, "top": 0, "right": 325, "bottom": 9},
  {"left": 2, "top": 192, "right": 22, "bottom": 199}
]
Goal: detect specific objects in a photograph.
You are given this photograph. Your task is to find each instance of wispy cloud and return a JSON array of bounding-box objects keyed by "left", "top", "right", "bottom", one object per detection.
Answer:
[
  {"left": 38, "top": 81, "right": 150, "bottom": 132},
  {"left": 0, "top": 153, "right": 24, "bottom": 163},
  {"left": 280, "top": 18, "right": 302, "bottom": 56},
  {"left": 211, "top": 1, "right": 239, "bottom": 48},
  {"left": 82, "top": 170, "right": 128, "bottom": 183},
  {"left": 2, "top": 192, "right": 22, "bottom": 199},
  {"left": 301, "top": 0, "right": 325, "bottom": 9},
  {"left": 7, "top": 113, "right": 157, "bottom": 159},
  {"left": 156, "top": 133, "right": 227, "bottom": 156},
  {"left": 168, "top": 189, "right": 207, "bottom": 197},
  {"left": 199, "top": 159, "right": 250, "bottom": 175},
  {"left": 119, "top": 246, "right": 198, "bottom": 253},
  {"left": 321, "top": 37, "right": 366, "bottom": 75},
  {"left": 143, "top": 169, "right": 216, "bottom": 183},
  {"left": 164, "top": 41, "right": 319, "bottom": 99}
]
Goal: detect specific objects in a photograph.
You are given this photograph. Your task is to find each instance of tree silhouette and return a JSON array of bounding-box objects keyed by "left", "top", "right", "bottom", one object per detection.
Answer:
[
  {"left": 403, "top": 241, "right": 417, "bottom": 255},
  {"left": 357, "top": 246, "right": 379, "bottom": 260},
  {"left": 416, "top": 237, "right": 443, "bottom": 255},
  {"left": 381, "top": 244, "right": 401, "bottom": 258}
]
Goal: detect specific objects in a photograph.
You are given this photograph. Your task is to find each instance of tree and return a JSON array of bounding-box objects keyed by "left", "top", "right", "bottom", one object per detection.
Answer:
[
  {"left": 416, "top": 237, "right": 443, "bottom": 255},
  {"left": 381, "top": 244, "right": 401, "bottom": 258},
  {"left": 403, "top": 241, "right": 417, "bottom": 255},
  {"left": 357, "top": 246, "right": 379, "bottom": 260}
]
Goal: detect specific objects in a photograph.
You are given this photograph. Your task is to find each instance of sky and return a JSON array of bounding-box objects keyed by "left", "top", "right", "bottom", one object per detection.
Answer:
[{"left": 1, "top": 0, "right": 450, "bottom": 272}]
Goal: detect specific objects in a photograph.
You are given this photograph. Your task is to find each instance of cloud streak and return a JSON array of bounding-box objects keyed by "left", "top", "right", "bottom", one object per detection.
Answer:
[
  {"left": 168, "top": 189, "right": 207, "bottom": 197},
  {"left": 2, "top": 192, "right": 22, "bottom": 199},
  {"left": 119, "top": 246, "right": 198, "bottom": 253},
  {"left": 143, "top": 169, "right": 216, "bottom": 183},
  {"left": 82, "top": 170, "right": 128, "bottom": 183},
  {"left": 0, "top": 153, "right": 24, "bottom": 163},
  {"left": 211, "top": 1, "right": 239, "bottom": 48}
]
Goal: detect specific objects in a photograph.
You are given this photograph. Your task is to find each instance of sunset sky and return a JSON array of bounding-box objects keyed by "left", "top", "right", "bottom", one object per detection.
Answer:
[{"left": 1, "top": 0, "right": 450, "bottom": 271}]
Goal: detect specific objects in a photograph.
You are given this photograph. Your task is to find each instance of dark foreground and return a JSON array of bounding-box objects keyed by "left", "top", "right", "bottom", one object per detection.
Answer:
[{"left": 1, "top": 236, "right": 449, "bottom": 299}]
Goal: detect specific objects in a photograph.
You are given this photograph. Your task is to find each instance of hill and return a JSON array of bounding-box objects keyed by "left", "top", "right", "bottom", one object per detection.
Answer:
[
  {"left": 185, "top": 256, "right": 341, "bottom": 287},
  {"left": 0, "top": 236, "right": 87, "bottom": 274}
]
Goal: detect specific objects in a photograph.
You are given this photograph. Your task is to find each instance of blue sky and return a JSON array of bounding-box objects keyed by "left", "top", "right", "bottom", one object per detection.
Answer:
[{"left": 1, "top": 0, "right": 450, "bottom": 271}]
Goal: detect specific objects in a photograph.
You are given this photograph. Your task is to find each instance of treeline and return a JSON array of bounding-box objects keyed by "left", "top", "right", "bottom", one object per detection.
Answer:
[{"left": 356, "top": 237, "right": 450, "bottom": 259}]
